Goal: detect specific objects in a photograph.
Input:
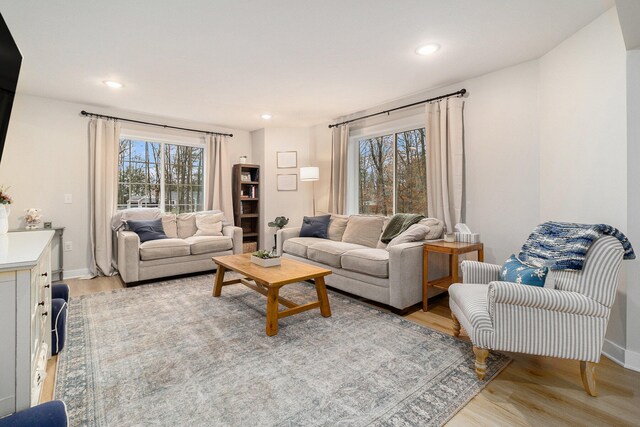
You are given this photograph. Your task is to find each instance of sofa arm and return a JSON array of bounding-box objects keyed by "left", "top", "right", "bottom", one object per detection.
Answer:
[
  {"left": 276, "top": 227, "right": 302, "bottom": 256},
  {"left": 387, "top": 242, "right": 426, "bottom": 309},
  {"left": 223, "top": 225, "right": 243, "bottom": 254},
  {"left": 117, "top": 231, "right": 140, "bottom": 283},
  {"left": 461, "top": 260, "right": 501, "bottom": 284},
  {"left": 487, "top": 281, "right": 609, "bottom": 318}
]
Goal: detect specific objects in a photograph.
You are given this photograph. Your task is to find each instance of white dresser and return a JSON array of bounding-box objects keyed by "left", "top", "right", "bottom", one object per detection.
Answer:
[{"left": 0, "top": 230, "right": 54, "bottom": 417}]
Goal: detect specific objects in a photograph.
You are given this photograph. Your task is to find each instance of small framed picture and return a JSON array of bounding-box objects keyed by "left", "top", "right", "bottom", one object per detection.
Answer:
[
  {"left": 44, "top": 222, "right": 52, "bottom": 229},
  {"left": 277, "top": 174, "right": 297, "bottom": 191},
  {"left": 240, "top": 172, "right": 251, "bottom": 182},
  {"left": 277, "top": 151, "right": 297, "bottom": 168}
]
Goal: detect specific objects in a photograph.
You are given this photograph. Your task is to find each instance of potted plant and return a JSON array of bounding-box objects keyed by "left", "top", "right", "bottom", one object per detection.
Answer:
[
  {"left": 268, "top": 216, "right": 289, "bottom": 252},
  {"left": 251, "top": 250, "right": 281, "bottom": 268}
]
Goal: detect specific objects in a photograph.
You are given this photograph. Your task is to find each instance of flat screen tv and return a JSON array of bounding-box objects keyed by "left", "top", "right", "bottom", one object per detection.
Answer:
[{"left": 0, "top": 13, "right": 22, "bottom": 165}]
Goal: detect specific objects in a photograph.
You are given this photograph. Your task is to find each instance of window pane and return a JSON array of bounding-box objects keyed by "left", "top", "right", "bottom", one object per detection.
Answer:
[
  {"left": 163, "top": 143, "right": 205, "bottom": 213},
  {"left": 395, "top": 128, "right": 427, "bottom": 214},
  {"left": 358, "top": 135, "right": 393, "bottom": 215},
  {"left": 117, "top": 139, "right": 161, "bottom": 210}
]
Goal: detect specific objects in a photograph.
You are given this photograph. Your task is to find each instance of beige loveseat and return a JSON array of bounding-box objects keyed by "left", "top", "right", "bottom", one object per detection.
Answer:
[
  {"left": 114, "top": 208, "right": 242, "bottom": 284},
  {"left": 276, "top": 214, "right": 447, "bottom": 311}
]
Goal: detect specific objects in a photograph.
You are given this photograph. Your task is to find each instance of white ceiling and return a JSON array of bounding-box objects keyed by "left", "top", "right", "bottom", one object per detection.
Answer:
[{"left": 0, "top": 0, "right": 614, "bottom": 131}]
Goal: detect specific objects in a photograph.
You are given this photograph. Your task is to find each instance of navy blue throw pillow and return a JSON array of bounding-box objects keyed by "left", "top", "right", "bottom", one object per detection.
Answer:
[
  {"left": 127, "top": 219, "right": 168, "bottom": 243},
  {"left": 299, "top": 215, "right": 331, "bottom": 239},
  {"left": 500, "top": 254, "right": 548, "bottom": 287}
]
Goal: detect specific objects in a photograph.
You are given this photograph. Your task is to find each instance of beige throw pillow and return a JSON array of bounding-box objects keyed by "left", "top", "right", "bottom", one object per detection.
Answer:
[
  {"left": 195, "top": 212, "right": 224, "bottom": 236},
  {"left": 341, "top": 215, "right": 385, "bottom": 248},
  {"left": 327, "top": 214, "right": 349, "bottom": 241},
  {"left": 419, "top": 218, "right": 445, "bottom": 240},
  {"left": 386, "top": 224, "right": 429, "bottom": 249}
]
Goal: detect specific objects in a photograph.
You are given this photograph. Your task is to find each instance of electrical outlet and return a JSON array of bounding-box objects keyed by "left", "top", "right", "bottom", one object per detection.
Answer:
[
  {"left": 64, "top": 241, "right": 72, "bottom": 251},
  {"left": 64, "top": 194, "right": 72, "bottom": 204}
]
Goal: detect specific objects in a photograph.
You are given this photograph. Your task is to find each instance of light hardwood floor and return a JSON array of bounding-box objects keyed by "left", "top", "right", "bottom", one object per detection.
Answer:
[{"left": 43, "top": 275, "right": 640, "bottom": 426}]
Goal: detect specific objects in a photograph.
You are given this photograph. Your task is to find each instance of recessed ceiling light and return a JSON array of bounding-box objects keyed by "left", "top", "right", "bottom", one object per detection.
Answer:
[
  {"left": 261, "top": 113, "right": 272, "bottom": 120},
  {"left": 103, "top": 80, "right": 123, "bottom": 89},
  {"left": 415, "top": 44, "right": 440, "bottom": 56}
]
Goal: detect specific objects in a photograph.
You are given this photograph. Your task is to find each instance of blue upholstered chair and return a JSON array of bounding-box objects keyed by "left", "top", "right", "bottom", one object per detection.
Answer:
[
  {"left": 0, "top": 401, "right": 68, "bottom": 427},
  {"left": 448, "top": 236, "right": 624, "bottom": 396}
]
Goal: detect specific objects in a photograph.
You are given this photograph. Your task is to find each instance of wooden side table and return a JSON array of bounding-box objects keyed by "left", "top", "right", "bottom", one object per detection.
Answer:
[{"left": 422, "top": 241, "right": 484, "bottom": 311}]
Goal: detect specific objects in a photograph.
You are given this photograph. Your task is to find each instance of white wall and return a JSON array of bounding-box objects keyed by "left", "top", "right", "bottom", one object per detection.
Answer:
[
  {"left": 538, "top": 8, "right": 629, "bottom": 353},
  {"left": 251, "top": 127, "right": 313, "bottom": 250},
  {"left": 0, "top": 94, "right": 252, "bottom": 277}
]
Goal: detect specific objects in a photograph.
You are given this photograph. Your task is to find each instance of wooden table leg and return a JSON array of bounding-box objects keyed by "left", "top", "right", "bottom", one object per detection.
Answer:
[
  {"left": 314, "top": 276, "right": 332, "bottom": 317},
  {"left": 451, "top": 254, "right": 459, "bottom": 284},
  {"left": 212, "top": 265, "right": 227, "bottom": 297},
  {"left": 478, "top": 247, "right": 484, "bottom": 262},
  {"left": 266, "top": 286, "right": 280, "bottom": 336},
  {"left": 422, "top": 250, "right": 429, "bottom": 311}
]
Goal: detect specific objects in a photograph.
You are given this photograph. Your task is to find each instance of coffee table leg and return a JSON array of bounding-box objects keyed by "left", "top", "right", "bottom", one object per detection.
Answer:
[
  {"left": 266, "top": 286, "right": 280, "bottom": 336},
  {"left": 212, "top": 265, "right": 227, "bottom": 297},
  {"left": 315, "top": 276, "right": 332, "bottom": 318}
]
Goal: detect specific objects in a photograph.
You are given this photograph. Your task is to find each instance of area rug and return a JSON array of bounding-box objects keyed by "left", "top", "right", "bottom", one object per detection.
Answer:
[{"left": 55, "top": 274, "right": 510, "bottom": 426}]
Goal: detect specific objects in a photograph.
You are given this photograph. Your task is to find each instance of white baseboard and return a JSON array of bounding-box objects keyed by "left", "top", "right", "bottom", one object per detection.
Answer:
[
  {"left": 62, "top": 268, "right": 92, "bottom": 280},
  {"left": 624, "top": 348, "right": 640, "bottom": 372},
  {"left": 602, "top": 339, "right": 640, "bottom": 372}
]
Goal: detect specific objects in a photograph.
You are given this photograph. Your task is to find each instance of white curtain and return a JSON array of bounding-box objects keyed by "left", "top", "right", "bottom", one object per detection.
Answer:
[
  {"left": 89, "top": 118, "right": 120, "bottom": 276},
  {"left": 425, "top": 97, "right": 465, "bottom": 232},
  {"left": 205, "top": 134, "right": 233, "bottom": 223},
  {"left": 328, "top": 124, "right": 349, "bottom": 214}
]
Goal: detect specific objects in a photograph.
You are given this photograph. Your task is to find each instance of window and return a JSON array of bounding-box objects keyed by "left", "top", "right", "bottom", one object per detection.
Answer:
[
  {"left": 357, "top": 127, "right": 426, "bottom": 215},
  {"left": 118, "top": 137, "right": 205, "bottom": 213}
]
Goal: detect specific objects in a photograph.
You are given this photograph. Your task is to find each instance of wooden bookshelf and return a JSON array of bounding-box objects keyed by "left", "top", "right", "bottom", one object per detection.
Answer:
[{"left": 232, "top": 164, "right": 260, "bottom": 252}]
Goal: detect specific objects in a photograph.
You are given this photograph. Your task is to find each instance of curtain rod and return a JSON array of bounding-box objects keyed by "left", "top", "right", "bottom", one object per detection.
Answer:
[
  {"left": 80, "top": 110, "right": 233, "bottom": 137},
  {"left": 328, "top": 88, "right": 466, "bottom": 129}
]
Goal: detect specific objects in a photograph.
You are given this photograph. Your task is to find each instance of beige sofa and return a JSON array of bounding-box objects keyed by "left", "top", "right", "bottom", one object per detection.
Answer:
[
  {"left": 276, "top": 214, "right": 447, "bottom": 311},
  {"left": 114, "top": 208, "right": 242, "bottom": 284}
]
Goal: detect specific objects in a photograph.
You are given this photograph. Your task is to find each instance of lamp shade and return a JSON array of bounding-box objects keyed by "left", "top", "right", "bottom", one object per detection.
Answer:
[{"left": 300, "top": 166, "right": 319, "bottom": 181}]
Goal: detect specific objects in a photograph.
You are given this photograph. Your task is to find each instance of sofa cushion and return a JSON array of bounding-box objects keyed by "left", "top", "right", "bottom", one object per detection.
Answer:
[
  {"left": 341, "top": 248, "right": 389, "bottom": 278},
  {"left": 282, "top": 237, "right": 323, "bottom": 258},
  {"left": 307, "top": 241, "right": 365, "bottom": 268},
  {"left": 328, "top": 214, "right": 349, "bottom": 241},
  {"left": 386, "top": 224, "right": 429, "bottom": 248},
  {"left": 161, "top": 213, "right": 178, "bottom": 238},
  {"left": 300, "top": 215, "right": 331, "bottom": 238},
  {"left": 342, "top": 215, "right": 386, "bottom": 248},
  {"left": 139, "top": 238, "right": 190, "bottom": 260},
  {"left": 177, "top": 210, "right": 226, "bottom": 238},
  {"left": 195, "top": 212, "right": 224, "bottom": 236},
  {"left": 127, "top": 219, "right": 168, "bottom": 243},
  {"left": 111, "top": 207, "right": 161, "bottom": 231},
  {"left": 185, "top": 235, "right": 233, "bottom": 255},
  {"left": 419, "top": 218, "right": 445, "bottom": 240}
]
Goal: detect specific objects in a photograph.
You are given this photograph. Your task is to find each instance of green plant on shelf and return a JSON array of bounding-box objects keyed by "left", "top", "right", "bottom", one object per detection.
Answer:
[{"left": 252, "top": 250, "right": 279, "bottom": 259}]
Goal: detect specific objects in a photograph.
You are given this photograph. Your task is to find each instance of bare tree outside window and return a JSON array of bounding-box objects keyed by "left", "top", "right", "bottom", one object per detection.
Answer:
[
  {"left": 117, "top": 138, "right": 204, "bottom": 213},
  {"left": 358, "top": 128, "right": 427, "bottom": 215}
]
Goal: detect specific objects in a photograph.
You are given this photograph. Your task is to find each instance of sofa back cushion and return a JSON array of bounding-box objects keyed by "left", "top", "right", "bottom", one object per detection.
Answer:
[
  {"left": 111, "top": 207, "right": 162, "bottom": 231},
  {"left": 161, "top": 213, "right": 178, "bottom": 238},
  {"left": 327, "top": 214, "right": 349, "bottom": 241},
  {"left": 195, "top": 212, "right": 224, "bottom": 236},
  {"left": 342, "top": 215, "right": 386, "bottom": 248},
  {"left": 177, "top": 210, "right": 225, "bottom": 238}
]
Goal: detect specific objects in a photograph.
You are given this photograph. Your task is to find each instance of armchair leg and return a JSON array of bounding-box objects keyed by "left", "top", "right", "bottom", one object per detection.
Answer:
[
  {"left": 451, "top": 313, "right": 461, "bottom": 337},
  {"left": 580, "top": 361, "right": 597, "bottom": 396},
  {"left": 473, "top": 346, "right": 489, "bottom": 380}
]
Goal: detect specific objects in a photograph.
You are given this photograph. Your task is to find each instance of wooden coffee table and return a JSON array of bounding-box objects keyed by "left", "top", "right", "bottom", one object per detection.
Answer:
[{"left": 211, "top": 254, "right": 332, "bottom": 336}]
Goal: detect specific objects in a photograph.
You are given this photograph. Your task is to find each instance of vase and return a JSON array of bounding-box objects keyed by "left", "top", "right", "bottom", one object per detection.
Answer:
[{"left": 0, "top": 204, "right": 10, "bottom": 234}]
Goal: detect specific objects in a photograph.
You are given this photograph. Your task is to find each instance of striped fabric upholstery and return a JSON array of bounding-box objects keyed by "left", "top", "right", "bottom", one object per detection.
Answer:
[
  {"left": 449, "top": 284, "right": 494, "bottom": 348},
  {"left": 553, "top": 236, "right": 624, "bottom": 307},
  {"left": 488, "top": 281, "right": 609, "bottom": 318},
  {"left": 450, "top": 236, "right": 624, "bottom": 363},
  {"left": 461, "top": 260, "right": 501, "bottom": 284}
]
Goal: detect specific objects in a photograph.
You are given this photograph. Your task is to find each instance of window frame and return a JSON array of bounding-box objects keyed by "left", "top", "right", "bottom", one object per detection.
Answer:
[
  {"left": 118, "top": 129, "right": 208, "bottom": 213},
  {"left": 347, "top": 114, "right": 426, "bottom": 215}
]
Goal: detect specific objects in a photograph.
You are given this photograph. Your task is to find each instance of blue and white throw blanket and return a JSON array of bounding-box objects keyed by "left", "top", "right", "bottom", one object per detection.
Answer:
[{"left": 519, "top": 221, "right": 635, "bottom": 271}]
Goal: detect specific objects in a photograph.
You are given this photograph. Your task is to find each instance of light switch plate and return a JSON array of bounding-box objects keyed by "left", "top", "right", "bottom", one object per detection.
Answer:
[
  {"left": 64, "top": 194, "right": 72, "bottom": 204},
  {"left": 64, "top": 241, "right": 72, "bottom": 251}
]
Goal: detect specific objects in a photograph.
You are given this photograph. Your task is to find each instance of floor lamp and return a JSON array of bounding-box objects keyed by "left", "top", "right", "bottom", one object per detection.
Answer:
[{"left": 300, "top": 166, "right": 319, "bottom": 216}]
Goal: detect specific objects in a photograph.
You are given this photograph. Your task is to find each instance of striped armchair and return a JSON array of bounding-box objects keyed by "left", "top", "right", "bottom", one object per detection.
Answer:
[{"left": 448, "top": 236, "right": 624, "bottom": 396}]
